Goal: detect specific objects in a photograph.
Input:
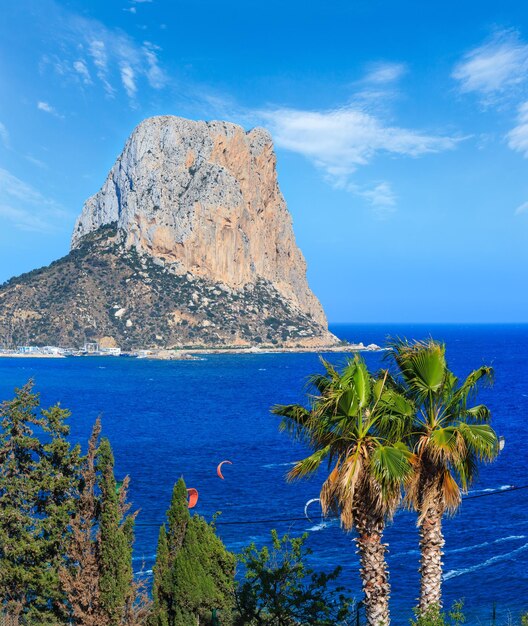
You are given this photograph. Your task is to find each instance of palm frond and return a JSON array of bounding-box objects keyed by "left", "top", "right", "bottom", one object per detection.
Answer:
[
  {"left": 273, "top": 404, "right": 311, "bottom": 442},
  {"left": 449, "top": 366, "right": 494, "bottom": 409},
  {"left": 464, "top": 404, "right": 492, "bottom": 422},
  {"left": 440, "top": 470, "right": 462, "bottom": 515},
  {"left": 370, "top": 443, "right": 413, "bottom": 488},
  {"left": 390, "top": 338, "right": 447, "bottom": 398},
  {"left": 457, "top": 422, "right": 498, "bottom": 460},
  {"left": 287, "top": 446, "right": 331, "bottom": 482},
  {"left": 426, "top": 427, "right": 464, "bottom": 464}
]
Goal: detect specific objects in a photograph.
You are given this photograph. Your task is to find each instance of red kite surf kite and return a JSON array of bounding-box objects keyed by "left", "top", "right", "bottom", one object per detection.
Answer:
[
  {"left": 187, "top": 488, "right": 199, "bottom": 508},
  {"left": 217, "top": 460, "right": 232, "bottom": 480}
]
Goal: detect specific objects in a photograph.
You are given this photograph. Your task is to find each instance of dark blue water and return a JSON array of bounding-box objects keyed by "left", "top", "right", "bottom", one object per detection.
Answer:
[{"left": 0, "top": 324, "right": 527, "bottom": 623}]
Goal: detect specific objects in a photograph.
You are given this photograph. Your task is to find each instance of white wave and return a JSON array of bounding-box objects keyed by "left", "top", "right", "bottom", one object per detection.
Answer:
[
  {"left": 444, "top": 542, "right": 528, "bottom": 580},
  {"left": 262, "top": 461, "right": 297, "bottom": 468},
  {"left": 392, "top": 535, "right": 526, "bottom": 560},
  {"left": 134, "top": 569, "right": 153, "bottom": 576},
  {"left": 467, "top": 484, "right": 514, "bottom": 495},
  {"left": 449, "top": 535, "right": 525, "bottom": 555},
  {"left": 307, "top": 521, "right": 330, "bottom": 531},
  {"left": 258, "top": 368, "right": 267, "bottom": 371}
]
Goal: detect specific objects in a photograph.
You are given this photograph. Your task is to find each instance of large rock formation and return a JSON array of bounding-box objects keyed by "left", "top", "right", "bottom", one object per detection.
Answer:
[
  {"left": 0, "top": 116, "right": 337, "bottom": 350},
  {"left": 72, "top": 116, "right": 326, "bottom": 327}
]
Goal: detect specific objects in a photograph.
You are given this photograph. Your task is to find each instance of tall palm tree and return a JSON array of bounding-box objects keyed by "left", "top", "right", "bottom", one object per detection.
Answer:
[
  {"left": 272, "top": 356, "right": 414, "bottom": 626},
  {"left": 388, "top": 339, "right": 499, "bottom": 612}
]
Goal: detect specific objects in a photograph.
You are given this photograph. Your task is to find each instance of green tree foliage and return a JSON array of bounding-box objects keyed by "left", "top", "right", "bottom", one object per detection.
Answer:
[
  {"left": 0, "top": 381, "right": 80, "bottom": 623},
  {"left": 410, "top": 600, "right": 465, "bottom": 626},
  {"left": 151, "top": 526, "right": 170, "bottom": 626},
  {"left": 60, "top": 419, "right": 104, "bottom": 626},
  {"left": 97, "top": 438, "right": 136, "bottom": 625},
  {"left": 58, "top": 418, "right": 140, "bottom": 626},
  {"left": 151, "top": 478, "right": 235, "bottom": 626},
  {"left": 273, "top": 356, "right": 414, "bottom": 626},
  {"left": 388, "top": 339, "right": 498, "bottom": 610},
  {"left": 234, "top": 530, "right": 354, "bottom": 626}
]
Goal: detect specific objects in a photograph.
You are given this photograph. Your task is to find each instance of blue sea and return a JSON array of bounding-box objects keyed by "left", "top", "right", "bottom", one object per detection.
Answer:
[{"left": 0, "top": 324, "right": 527, "bottom": 624}]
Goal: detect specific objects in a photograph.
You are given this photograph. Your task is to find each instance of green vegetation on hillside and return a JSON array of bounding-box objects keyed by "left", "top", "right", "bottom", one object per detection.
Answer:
[{"left": 0, "top": 225, "right": 329, "bottom": 350}]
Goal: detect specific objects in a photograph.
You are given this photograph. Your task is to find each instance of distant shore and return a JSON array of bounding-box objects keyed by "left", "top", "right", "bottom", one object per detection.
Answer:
[
  {"left": 0, "top": 353, "right": 66, "bottom": 358},
  {"left": 140, "top": 342, "right": 382, "bottom": 359},
  {"left": 0, "top": 342, "right": 382, "bottom": 360}
]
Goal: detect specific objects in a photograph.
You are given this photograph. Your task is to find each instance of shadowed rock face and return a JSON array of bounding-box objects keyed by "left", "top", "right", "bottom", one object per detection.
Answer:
[
  {"left": 72, "top": 115, "right": 328, "bottom": 328},
  {"left": 0, "top": 226, "right": 337, "bottom": 350}
]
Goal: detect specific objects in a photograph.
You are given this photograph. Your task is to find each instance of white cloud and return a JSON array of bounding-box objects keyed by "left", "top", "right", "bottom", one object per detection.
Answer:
[
  {"left": 507, "top": 101, "right": 528, "bottom": 156},
  {"left": 453, "top": 30, "right": 528, "bottom": 100},
  {"left": 46, "top": 13, "right": 168, "bottom": 101},
  {"left": 257, "top": 104, "right": 459, "bottom": 214},
  {"left": 37, "top": 101, "right": 63, "bottom": 117},
  {"left": 363, "top": 62, "right": 407, "bottom": 85},
  {"left": 120, "top": 64, "right": 136, "bottom": 98},
  {"left": 357, "top": 182, "right": 397, "bottom": 216},
  {"left": 124, "top": 6, "right": 137, "bottom": 13},
  {"left": 515, "top": 201, "right": 528, "bottom": 215},
  {"left": 0, "top": 205, "right": 55, "bottom": 233},
  {"left": 25, "top": 155, "right": 47, "bottom": 169},
  {"left": 455, "top": 32, "right": 528, "bottom": 161},
  {"left": 73, "top": 59, "right": 92, "bottom": 84},
  {"left": 0, "top": 167, "right": 52, "bottom": 205},
  {"left": 88, "top": 40, "right": 114, "bottom": 96},
  {"left": 260, "top": 104, "right": 459, "bottom": 181},
  {"left": 37, "top": 101, "right": 54, "bottom": 113},
  {"left": 0, "top": 122, "right": 9, "bottom": 148},
  {"left": 143, "top": 41, "right": 165, "bottom": 89},
  {"left": 89, "top": 40, "right": 107, "bottom": 73},
  {"left": 0, "top": 168, "right": 69, "bottom": 232}
]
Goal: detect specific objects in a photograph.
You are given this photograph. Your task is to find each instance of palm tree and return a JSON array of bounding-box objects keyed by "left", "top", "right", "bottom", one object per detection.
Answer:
[
  {"left": 272, "top": 356, "right": 414, "bottom": 626},
  {"left": 388, "top": 339, "right": 499, "bottom": 612}
]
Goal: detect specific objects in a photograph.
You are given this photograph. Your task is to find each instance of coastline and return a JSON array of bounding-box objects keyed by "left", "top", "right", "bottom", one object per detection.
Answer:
[
  {"left": 0, "top": 342, "right": 382, "bottom": 360},
  {"left": 0, "top": 353, "right": 66, "bottom": 358},
  {"left": 139, "top": 342, "right": 382, "bottom": 359}
]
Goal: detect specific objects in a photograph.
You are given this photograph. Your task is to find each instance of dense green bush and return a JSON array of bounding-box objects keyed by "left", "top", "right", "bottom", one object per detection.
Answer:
[{"left": 234, "top": 530, "right": 354, "bottom": 626}]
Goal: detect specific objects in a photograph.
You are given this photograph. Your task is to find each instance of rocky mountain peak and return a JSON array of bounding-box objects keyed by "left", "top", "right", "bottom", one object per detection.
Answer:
[
  {"left": 0, "top": 116, "right": 338, "bottom": 350},
  {"left": 71, "top": 115, "right": 327, "bottom": 327}
]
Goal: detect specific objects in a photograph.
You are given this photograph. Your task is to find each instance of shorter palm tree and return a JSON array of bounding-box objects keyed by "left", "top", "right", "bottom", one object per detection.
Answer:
[
  {"left": 388, "top": 339, "right": 499, "bottom": 611},
  {"left": 272, "top": 356, "right": 414, "bottom": 626}
]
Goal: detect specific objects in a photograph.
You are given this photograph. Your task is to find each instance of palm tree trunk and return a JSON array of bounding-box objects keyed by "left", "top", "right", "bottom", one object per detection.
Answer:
[
  {"left": 418, "top": 501, "right": 444, "bottom": 611},
  {"left": 355, "top": 513, "right": 391, "bottom": 626}
]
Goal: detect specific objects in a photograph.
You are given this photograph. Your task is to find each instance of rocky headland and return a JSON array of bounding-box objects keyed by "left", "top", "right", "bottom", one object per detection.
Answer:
[{"left": 0, "top": 116, "right": 340, "bottom": 351}]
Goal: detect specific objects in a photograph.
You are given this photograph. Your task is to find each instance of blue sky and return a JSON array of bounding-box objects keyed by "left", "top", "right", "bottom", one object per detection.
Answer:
[{"left": 1, "top": 0, "right": 528, "bottom": 322}]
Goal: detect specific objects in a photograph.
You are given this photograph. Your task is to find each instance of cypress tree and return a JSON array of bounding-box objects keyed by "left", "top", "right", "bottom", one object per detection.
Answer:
[
  {"left": 150, "top": 478, "right": 235, "bottom": 626},
  {"left": 166, "top": 478, "right": 189, "bottom": 553},
  {"left": 34, "top": 402, "right": 82, "bottom": 622},
  {"left": 172, "top": 515, "right": 235, "bottom": 625},
  {"left": 151, "top": 526, "right": 170, "bottom": 626},
  {"left": 98, "top": 437, "right": 135, "bottom": 626},
  {"left": 61, "top": 420, "right": 144, "bottom": 626},
  {"left": 60, "top": 419, "right": 104, "bottom": 626},
  {"left": 0, "top": 381, "right": 80, "bottom": 624}
]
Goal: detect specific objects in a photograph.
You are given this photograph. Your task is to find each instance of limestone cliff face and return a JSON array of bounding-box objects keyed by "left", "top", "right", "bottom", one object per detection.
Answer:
[{"left": 71, "top": 116, "right": 327, "bottom": 327}]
